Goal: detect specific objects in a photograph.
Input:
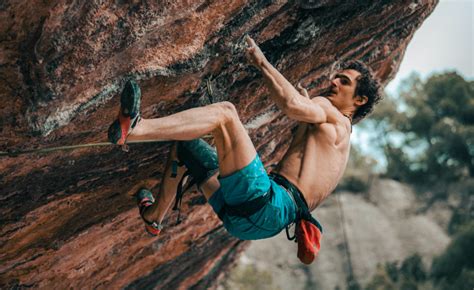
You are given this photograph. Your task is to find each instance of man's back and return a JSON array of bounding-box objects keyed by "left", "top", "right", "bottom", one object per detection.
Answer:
[{"left": 274, "top": 100, "right": 352, "bottom": 210}]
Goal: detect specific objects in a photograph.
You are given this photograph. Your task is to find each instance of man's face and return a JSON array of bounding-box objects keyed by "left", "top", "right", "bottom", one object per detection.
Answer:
[{"left": 326, "top": 69, "right": 362, "bottom": 109}]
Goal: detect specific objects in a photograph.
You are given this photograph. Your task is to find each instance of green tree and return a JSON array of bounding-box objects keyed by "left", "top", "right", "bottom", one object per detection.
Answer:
[
  {"left": 431, "top": 225, "right": 474, "bottom": 286},
  {"left": 363, "top": 72, "right": 473, "bottom": 186},
  {"left": 361, "top": 72, "right": 474, "bottom": 234},
  {"left": 365, "top": 264, "right": 396, "bottom": 290},
  {"left": 400, "top": 254, "right": 426, "bottom": 282},
  {"left": 338, "top": 144, "right": 378, "bottom": 192},
  {"left": 396, "top": 72, "right": 473, "bottom": 183}
]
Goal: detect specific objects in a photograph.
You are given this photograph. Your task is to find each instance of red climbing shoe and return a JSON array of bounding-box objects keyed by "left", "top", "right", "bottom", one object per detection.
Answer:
[
  {"left": 135, "top": 188, "right": 162, "bottom": 236},
  {"left": 108, "top": 80, "right": 142, "bottom": 145}
]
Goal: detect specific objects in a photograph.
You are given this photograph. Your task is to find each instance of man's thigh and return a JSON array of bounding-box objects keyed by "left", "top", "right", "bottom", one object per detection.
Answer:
[{"left": 212, "top": 117, "right": 257, "bottom": 177}]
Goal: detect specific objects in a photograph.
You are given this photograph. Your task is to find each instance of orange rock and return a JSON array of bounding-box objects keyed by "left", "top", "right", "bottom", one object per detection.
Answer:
[{"left": 0, "top": 0, "right": 438, "bottom": 288}]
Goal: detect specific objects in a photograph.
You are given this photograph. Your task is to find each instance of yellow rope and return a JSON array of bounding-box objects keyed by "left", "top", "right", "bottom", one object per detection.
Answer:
[
  {"left": 0, "top": 135, "right": 213, "bottom": 158},
  {"left": 2, "top": 78, "right": 219, "bottom": 158}
]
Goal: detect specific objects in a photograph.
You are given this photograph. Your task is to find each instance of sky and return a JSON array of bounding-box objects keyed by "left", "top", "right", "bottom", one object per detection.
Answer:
[
  {"left": 353, "top": 0, "right": 473, "bottom": 168},
  {"left": 385, "top": 0, "right": 473, "bottom": 94}
]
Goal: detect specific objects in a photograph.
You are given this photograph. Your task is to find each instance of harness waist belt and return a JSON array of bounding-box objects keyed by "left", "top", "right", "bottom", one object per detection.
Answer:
[
  {"left": 269, "top": 173, "right": 323, "bottom": 233},
  {"left": 269, "top": 172, "right": 308, "bottom": 208}
]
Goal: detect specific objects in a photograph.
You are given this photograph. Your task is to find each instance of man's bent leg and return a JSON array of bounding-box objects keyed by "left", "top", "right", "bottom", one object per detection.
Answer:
[
  {"left": 200, "top": 173, "right": 220, "bottom": 200},
  {"left": 131, "top": 102, "right": 290, "bottom": 240},
  {"left": 142, "top": 144, "right": 187, "bottom": 224},
  {"left": 129, "top": 102, "right": 257, "bottom": 177}
]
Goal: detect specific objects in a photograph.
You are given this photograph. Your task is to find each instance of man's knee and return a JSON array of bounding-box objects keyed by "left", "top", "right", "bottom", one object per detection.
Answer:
[{"left": 214, "top": 101, "right": 240, "bottom": 125}]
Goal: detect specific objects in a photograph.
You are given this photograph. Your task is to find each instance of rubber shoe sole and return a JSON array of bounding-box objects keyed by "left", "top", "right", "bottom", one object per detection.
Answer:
[
  {"left": 108, "top": 80, "right": 141, "bottom": 145},
  {"left": 136, "top": 188, "right": 163, "bottom": 236}
]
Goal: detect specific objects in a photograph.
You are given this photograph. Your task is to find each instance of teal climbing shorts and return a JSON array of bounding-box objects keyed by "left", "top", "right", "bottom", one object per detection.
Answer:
[{"left": 208, "top": 154, "right": 297, "bottom": 240}]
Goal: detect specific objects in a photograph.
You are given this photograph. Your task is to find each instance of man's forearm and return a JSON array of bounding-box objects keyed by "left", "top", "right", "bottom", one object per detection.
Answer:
[{"left": 258, "top": 59, "right": 301, "bottom": 110}]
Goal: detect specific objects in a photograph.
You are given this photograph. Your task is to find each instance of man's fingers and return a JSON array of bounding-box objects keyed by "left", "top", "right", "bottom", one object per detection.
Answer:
[
  {"left": 245, "top": 35, "right": 256, "bottom": 47},
  {"left": 297, "top": 82, "right": 310, "bottom": 98},
  {"left": 245, "top": 38, "right": 256, "bottom": 63},
  {"left": 301, "top": 89, "right": 309, "bottom": 98},
  {"left": 245, "top": 50, "right": 253, "bottom": 61}
]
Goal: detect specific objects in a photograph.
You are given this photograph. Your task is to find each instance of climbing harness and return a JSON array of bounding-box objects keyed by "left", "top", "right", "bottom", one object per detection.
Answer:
[
  {"left": 171, "top": 138, "right": 219, "bottom": 224},
  {"left": 216, "top": 188, "right": 277, "bottom": 232},
  {"left": 270, "top": 173, "right": 323, "bottom": 264}
]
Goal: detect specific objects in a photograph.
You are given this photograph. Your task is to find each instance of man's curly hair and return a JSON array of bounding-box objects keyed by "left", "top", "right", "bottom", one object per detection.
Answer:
[{"left": 338, "top": 61, "right": 382, "bottom": 124}]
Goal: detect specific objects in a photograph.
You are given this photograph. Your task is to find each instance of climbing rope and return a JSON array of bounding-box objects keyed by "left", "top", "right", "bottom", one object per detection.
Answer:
[
  {"left": 1, "top": 77, "right": 219, "bottom": 159},
  {"left": 0, "top": 139, "right": 166, "bottom": 158},
  {"left": 0, "top": 135, "right": 214, "bottom": 158},
  {"left": 336, "top": 191, "right": 356, "bottom": 286}
]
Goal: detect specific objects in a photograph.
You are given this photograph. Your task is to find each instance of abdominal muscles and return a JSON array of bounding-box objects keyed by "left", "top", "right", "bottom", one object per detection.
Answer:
[{"left": 274, "top": 124, "right": 350, "bottom": 210}]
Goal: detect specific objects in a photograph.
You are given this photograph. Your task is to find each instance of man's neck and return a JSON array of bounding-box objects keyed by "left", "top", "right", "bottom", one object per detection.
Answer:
[
  {"left": 339, "top": 109, "right": 353, "bottom": 132},
  {"left": 343, "top": 113, "right": 352, "bottom": 120}
]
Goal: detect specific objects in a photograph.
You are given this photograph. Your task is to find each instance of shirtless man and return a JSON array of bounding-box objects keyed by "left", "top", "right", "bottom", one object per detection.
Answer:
[{"left": 108, "top": 36, "right": 381, "bottom": 261}]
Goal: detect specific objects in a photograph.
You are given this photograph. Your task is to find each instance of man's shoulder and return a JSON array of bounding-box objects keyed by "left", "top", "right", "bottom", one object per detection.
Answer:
[
  {"left": 311, "top": 97, "right": 345, "bottom": 120},
  {"left": 311, "top": 97, "right": 351, "bottom": 133},
  {"left": 311, "top": 96, "right": 332, "bottom": 106},
  {"left": 311, "top": 97, "right": 339, "bottom": 115}
]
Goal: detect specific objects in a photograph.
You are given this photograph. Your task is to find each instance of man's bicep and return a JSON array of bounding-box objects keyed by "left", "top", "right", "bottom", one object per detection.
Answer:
[{"left": 285, "top": 96, "right": 328, "bottom": 123}]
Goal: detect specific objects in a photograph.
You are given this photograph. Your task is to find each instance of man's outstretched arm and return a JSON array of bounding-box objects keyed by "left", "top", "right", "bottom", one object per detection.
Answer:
[{"left": 245, "top": 36, "right": 327, "bottom": 124}]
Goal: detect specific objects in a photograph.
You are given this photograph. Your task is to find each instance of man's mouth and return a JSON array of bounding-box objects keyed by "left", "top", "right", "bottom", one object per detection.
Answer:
[{"left": 321, "top": 86, "right": 337, "bottom": 97}]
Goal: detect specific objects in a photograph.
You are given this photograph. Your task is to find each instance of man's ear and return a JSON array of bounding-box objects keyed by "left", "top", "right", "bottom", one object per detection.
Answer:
[{"left": 355, "top": 95, "right": 368, "bottom": 106}]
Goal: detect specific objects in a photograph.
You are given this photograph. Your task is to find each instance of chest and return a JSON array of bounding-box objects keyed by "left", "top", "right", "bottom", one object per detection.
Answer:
[{"left": 302, "top": 123, "right": 341, "bottom": 146}]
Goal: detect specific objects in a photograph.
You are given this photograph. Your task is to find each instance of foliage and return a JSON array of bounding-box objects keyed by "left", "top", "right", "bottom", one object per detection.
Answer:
[
  {"left": 365, "top": 254, "right": 429, "bottom": 290},
  {"left": 365, "top": 264, "right": 396, "bottom": 290},
  {"left": 400, "top": 254, "right": 426, "bottom": 282},
  {"left": 365, "top": 238, "right": 474, "bottom": 290},
  {"left": 358, "top": 72, "right": 473, "bottom": 234},
  {"left": 347, "top": 277, "right": 362, "bottom": 290},
  {"left": 365, "top": 72, "right": 474, "bottom": 186},
  {"left": 447, "top": 178, "right": 474, "bottom": 234},
  {"left": 337, "top": 144, "right": 378, "bottom": 192},
  {"left": 222, "top": 264, "right": 281, "bottom": 290},
  {"left": 448, "top": 269, "right": 474, "bottom": 290},
  {"left": 431, "top": 225, "right": 474, "bottom": 286}
]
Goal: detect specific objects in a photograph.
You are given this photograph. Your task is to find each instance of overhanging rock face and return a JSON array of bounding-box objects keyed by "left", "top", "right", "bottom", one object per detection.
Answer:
[{"left": 0, "top": 1, "right": 437, "bottom": 288}]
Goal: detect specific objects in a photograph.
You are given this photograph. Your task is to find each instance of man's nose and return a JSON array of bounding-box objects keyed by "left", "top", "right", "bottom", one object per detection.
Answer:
[{"left": 331, "top": 79, "right": 338, "bottom": 87}]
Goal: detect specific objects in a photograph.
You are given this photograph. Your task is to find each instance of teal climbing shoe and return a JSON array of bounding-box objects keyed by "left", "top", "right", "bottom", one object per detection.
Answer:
[
  {"left": 108, "top": 80, "right": 142, "bottom": 145},
  {"left": 135, "top": 188, "right": 163, "bottom": 236}
]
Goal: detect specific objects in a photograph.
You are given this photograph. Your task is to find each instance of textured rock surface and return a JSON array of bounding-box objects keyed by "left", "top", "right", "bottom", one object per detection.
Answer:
[
  {"left": 232, "top": 179, "right": 450, "bottom": 290},
  {"left": 1, "top": 0, "right": 437, "bottom": 288}
]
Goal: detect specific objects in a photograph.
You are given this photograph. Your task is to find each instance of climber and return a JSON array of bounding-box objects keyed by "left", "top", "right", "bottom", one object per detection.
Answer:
[{"left": 108, "top": 35, "right": 381, "bottom": 264}]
